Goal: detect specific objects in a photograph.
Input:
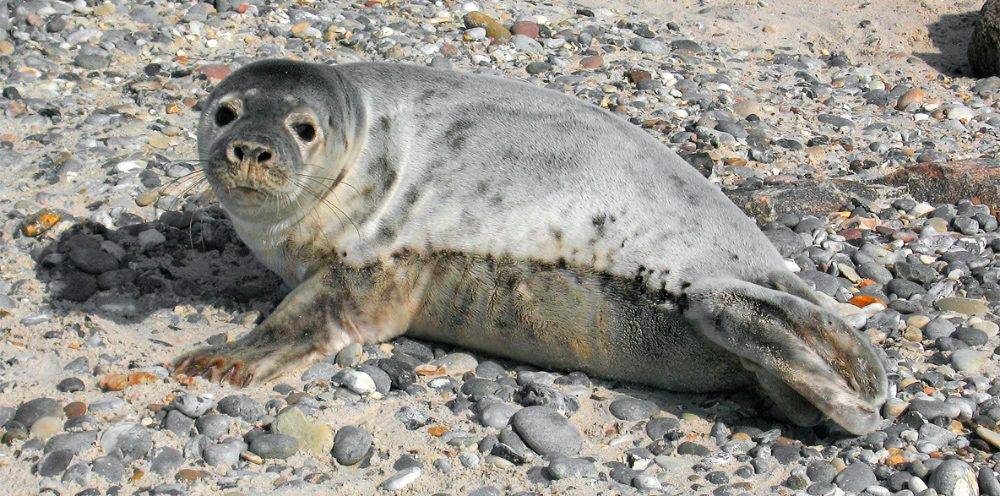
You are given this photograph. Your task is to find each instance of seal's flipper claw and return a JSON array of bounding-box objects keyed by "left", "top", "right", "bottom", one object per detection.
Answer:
[
  {"left": 685, "top": 275, "right": 888, "bottom": 435},
  {"left": 172, "top": 323, "right": 323, "bottom": 387}
]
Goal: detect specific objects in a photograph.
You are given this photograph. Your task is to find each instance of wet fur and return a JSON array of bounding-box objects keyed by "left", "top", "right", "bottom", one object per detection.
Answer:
[{"left": 178, "top": 60, "right": 887, "bottom": 435}]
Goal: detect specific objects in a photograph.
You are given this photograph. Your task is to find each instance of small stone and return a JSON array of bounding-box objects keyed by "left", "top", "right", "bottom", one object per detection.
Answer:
[
  {"left": 479, "top": 403, "right": 518, "bottom": 428},
  {"left": 511, "top": 406, "right": 583, "bottom": 457},
  {"left": 979, "top": 468, "right": 1000, "bottom": 496},
  {"left": 99, "top": 374, "right": 127, "bottom": 391},
  {"left": 162, "top": 409, "right": 194, "bottom": 436},
  {"left": 171, "top": 394, "right": 215, "bottom": 418},
  {"left": 30, "top": 416, "right": 62, "bottom": 440},
  {"left": 936, "top": 297, "right": 989, "bottom": 316},
  {"left": 835, "top": 462, "right": 878, "bottom": 493},
  {"left": 952, "top": 349, "right": 989, "bottom": 373},
  {"left": 608, "top": 397, "right": 658, "bottom": 421},
  {"left": 150, "top": 447, "right": 183, "bottom": 475},
  {"left": 195, "top": 414, "right": 230, "bottom": 440},
  {"left": 336, "top": 343, "right": 363, "bottom": 366},
  {"left": 928, "top": 459, "right": 978, "bottom": 496},
  {"left": 202, "top": 440, "right": 242, "bottom": 467},
  {"left": 217, "top": 395, "right": 265, "bottom": 423},
  {"left": 976, "top": 425, "right": 1000, "bottom": 450},
  {"left": 64, "top": 402, "right": 87, "bottom": 418},
  {"left": 137, "top": 229, "right": 166, "bottom": 251},
  {"left": 335, "top": 369, "right": 378, "bottom": 395},
  {"left": 272, "top": 407, "right": 333, "bottom": 455},
  {"left": 547, "top": 457, "right": 596, "bottom": 479},
  {"left": 91, "top": 455, "right": 125, "bottom": 481},
  {"left": 15, "top": 398, "right": 64, "bottom": 427},
  {"left": 100, "top": 423, "right": 152, "bottom": 463},
  {"left": 580, "top": 55, "right": 604, "bottom": 68},
  {"left": 332, "top": 425, "right": 372, "bottom": 466},
  {"left": 525, "top": 61, "right": 552, "bottom": 75},
  {"left": 428, "top": 353, "right": 478, "bottom": 375},
  {"left": 175, "top": 468, "right": 208, "bottom": 482},
  {"left": 381, "top": 467, "right": 421, "bottom": 491},
  {"left": 36, "top": 449, "right": 74, "bottom": 477},
  {"left": 511, "top": 21, "right": 539, "bottom": 38},
  {"left": 463, "top": 12, "right": 510, "bottom": 40},
  {"left": 249, "top": 433, "right": 299, "bottom": 459},
  {"left": 896, "top": 88, "right": 928, "bottom": 110},
  {"left": 56, "top": 377, "right": 85, "bottom": 393}
]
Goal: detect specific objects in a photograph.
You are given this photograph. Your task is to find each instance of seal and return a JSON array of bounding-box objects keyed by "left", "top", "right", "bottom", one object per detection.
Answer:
[{"left": 174, "top": 59, "right": 888, "bottom": 435}]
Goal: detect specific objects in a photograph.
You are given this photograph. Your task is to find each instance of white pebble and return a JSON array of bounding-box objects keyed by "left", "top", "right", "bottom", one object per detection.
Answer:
[
  {"left": 381, "top": 467, "right": 421, "bottom": 491},
  {"left": 340, "top": 370, "right": 376, "bottom": 395}
]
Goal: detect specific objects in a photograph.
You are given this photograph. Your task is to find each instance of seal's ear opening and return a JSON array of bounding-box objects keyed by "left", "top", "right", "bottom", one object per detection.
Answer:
[{"left": 683, "top": 276, "right": 888, "bottom": 435}]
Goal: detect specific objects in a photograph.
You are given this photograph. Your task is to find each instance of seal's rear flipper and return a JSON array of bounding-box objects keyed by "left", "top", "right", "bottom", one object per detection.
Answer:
[{"left": 684, "top": 275, "right": 887, "bottom": 435}]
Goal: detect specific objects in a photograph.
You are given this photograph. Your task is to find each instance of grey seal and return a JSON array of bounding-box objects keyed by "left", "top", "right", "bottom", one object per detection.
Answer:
[{"left": 174, "top": 59, "right": 887, "bottom": 435}]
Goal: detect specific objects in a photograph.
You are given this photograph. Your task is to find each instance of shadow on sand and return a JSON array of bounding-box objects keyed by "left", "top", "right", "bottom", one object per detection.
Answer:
[{"left": 914, "top": 10, "right": 980, "bottom": 76}]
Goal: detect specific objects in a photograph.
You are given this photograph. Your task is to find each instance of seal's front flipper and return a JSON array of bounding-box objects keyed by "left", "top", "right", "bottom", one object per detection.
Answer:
[
  {"left": 173, "top": 268, "right": 412, "bottom": 386},
  {"left": 684, "top": 275, "right": 887, "bottom": 435}
]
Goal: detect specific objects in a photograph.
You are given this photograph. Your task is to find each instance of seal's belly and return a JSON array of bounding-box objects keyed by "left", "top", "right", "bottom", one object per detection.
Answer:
[{"left": 405, "top": 253, "right": 746, "bottom": 392}]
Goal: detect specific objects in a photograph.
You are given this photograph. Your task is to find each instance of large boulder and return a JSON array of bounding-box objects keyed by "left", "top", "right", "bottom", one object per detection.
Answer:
[{"left": 970, "top": 0, "right": 1000, "bottom": 77}]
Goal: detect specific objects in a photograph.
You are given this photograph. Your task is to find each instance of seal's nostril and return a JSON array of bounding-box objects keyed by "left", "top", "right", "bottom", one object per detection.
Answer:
[
  {"left": 233, "top": 145, "right": 244, "bottom": 161},
  {"left": 258, "top": 150, "right": 272, "bottom": 163}
]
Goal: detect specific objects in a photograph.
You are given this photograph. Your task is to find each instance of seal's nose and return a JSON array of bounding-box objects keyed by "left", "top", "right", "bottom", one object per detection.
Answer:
[{"left": 226, "top": 140, "right": 276, "bottom": 168}]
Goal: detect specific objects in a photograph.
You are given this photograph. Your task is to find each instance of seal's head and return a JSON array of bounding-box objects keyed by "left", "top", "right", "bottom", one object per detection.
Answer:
[{"left": 197, "top": 59, "right": 366, "bottom": 222}]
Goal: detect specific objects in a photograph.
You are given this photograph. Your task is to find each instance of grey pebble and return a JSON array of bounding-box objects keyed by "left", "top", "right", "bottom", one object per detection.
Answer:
[
  {"left": 14, "top": 397, "right": 64, "bottom": 427},
  {"left": 608, "top": 397, "right": 658, "bottom": 421},
  {"left": 171, "top": 394, "right": 215, "bottom": 418},
  {"left": 150, "top": 447, "right": 183, "bottom": 475},
  {"left": 834, "top": 461, "right": 877, "bottom": 493},
  {"left": 510, "top": 406, "right": 582, "bottom": 457},
  {"left": 217, "top": 394, "right": 265, "bottom": 423},
  {"left": 56, "top": 377, "right": 85, "bottom": 393},
  {"left": 36, "top": 449, "right": 74, "bottom": 477},
  {"left": 547, "top": 457, "right": 596, "bottom": 479},
  {"left": 332, "top": 426, "right": 372, "bottom": 466},
  {"left": 91, "top": 455, "right": 125, "bottom": 481},
  {"left": 195, "top": 413, "right": 230, "bottom": 440},
  {"left": 249, "top": 433, "right": 299, "bottom": 459}
]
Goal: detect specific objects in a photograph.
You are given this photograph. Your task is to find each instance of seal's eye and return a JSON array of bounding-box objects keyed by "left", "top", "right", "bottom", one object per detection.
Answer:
[
  {"left": 215, "top": 106, "right": 237, "bottom": 127},
  {"left": 293, "top": 123, "right": 316, "bottom": 142}
]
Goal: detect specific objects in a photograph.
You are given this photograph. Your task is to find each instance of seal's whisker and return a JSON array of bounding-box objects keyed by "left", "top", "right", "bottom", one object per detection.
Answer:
[
  {"left": 288, "top": 177, "right": 361, "bottom": 238},
  {"left": 163, "top": 176, "right": 210, "bottom": 212},
  {"left": 291, "top": 173, "right": 363, "bottom": 197},
  {"left": 158, "top": 169, "right": 208, "bottom": 195}
]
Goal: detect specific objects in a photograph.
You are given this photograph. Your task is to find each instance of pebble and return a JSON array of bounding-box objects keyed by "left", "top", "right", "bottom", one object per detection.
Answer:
[
  {"left": 510, "top": 406, "right": 582, "bottom": 457},
  {"left": 217, "top": 395, "right": 265, "bottom": 423},
  {"left": 952, "top": 349, "right": 990, "bottom": 373},
  {"left": 332, "top": 425, "right": 372, "bottom": 466},
  {"left": 36, "top": 449, "right": 73, "bottom": 477},
  {"left": 835, "top": 462, "right": 878, "bottom": 493},
  {"left": 150, "top": 447, "right": 183, "bottom": 475},
  {"left": 928, "top": 459, "right": 978, "bottom": 496},
  {"left": 335, "top": 369, "right": 378, "bottom": 395},
  {"left": 91, "top": 455, "right": 124, "bottom": 481},
  {"left": 608, "top": 397, "right": 658, "bottom": 421},
  {"left": 249, "top": 433, "right": 299, "bottom": 459},
  {"left": 381, "top": 466, "right": 421, "bottom": 491},
  {"left": 547, "top": 457, "right": 597, "bottom": 479},
  {"left": 100, "top": 423, "right": 152, "bottom": 463},
  {"left": 195, "top": 414, "right": 230, "bottom": 440},
  {"left": 15, "top": 398, "right": 64, "bottom": 427},
  {"left": 336, "top": 343, "right": 363, "bottom": 367},
  {"left": 56, "top": 377, "right": 85, "bottom": 393},
  {"left": 171, "top": 394, "right": 215, "bottom": 418},
  {"left": 272, "top": 407, "right": 333, "bottom": 455}
]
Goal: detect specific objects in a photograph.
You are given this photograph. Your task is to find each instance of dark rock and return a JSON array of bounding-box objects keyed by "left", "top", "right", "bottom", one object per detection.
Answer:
[{"left": 970, "top": 0, "right": 1000, "bottom": 77}]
